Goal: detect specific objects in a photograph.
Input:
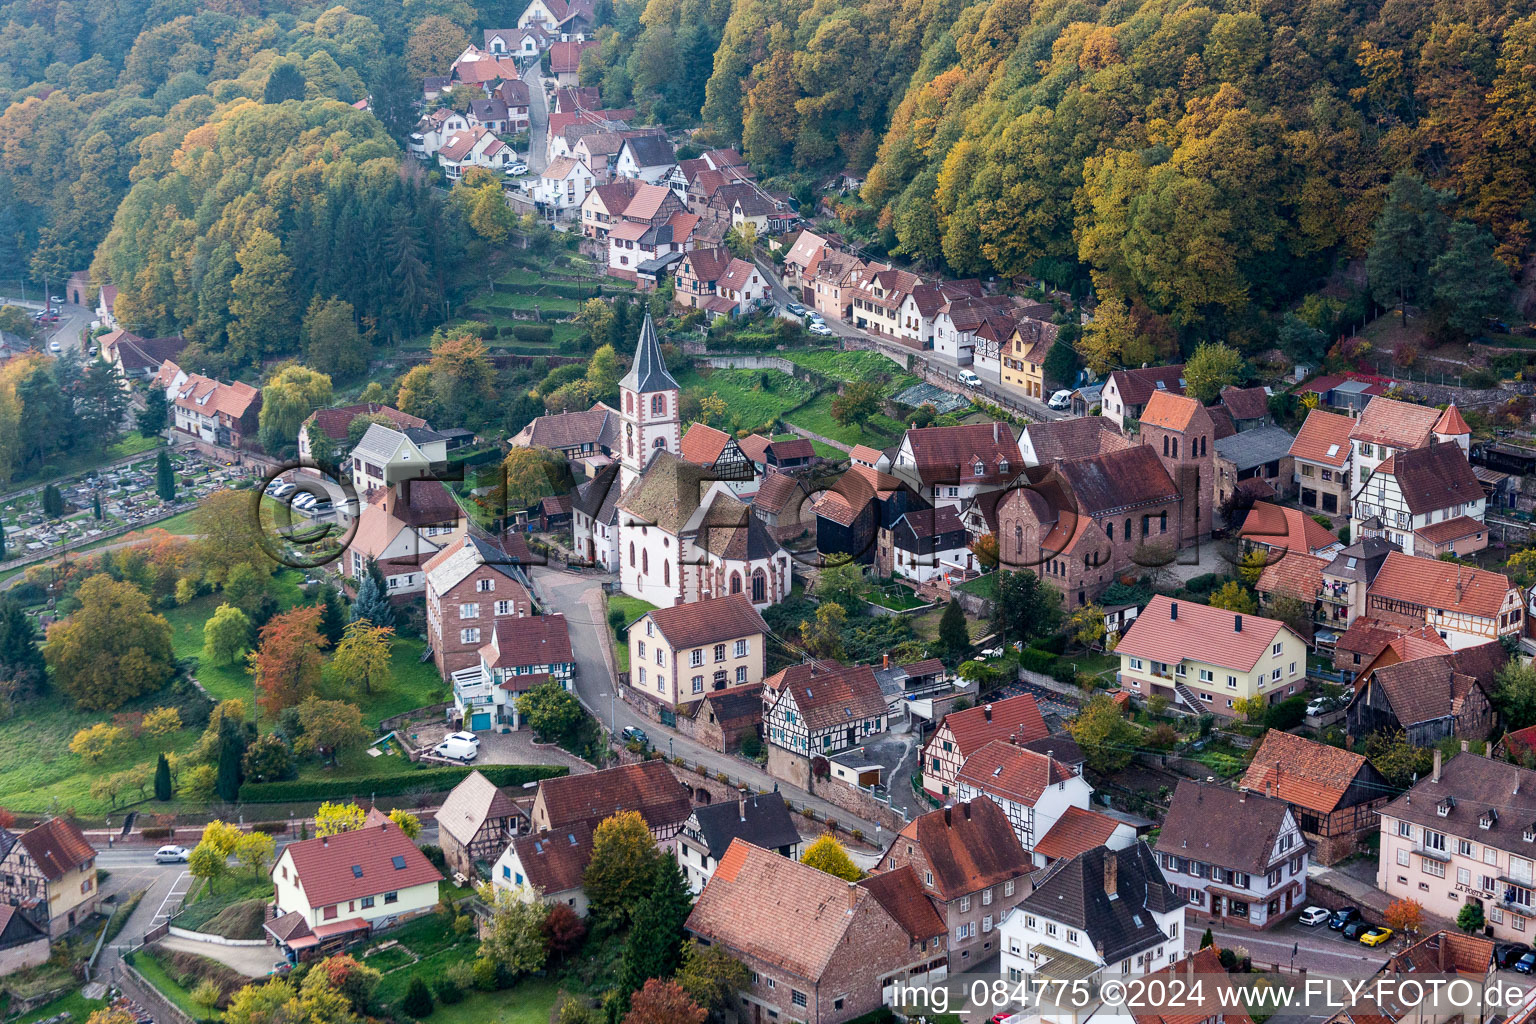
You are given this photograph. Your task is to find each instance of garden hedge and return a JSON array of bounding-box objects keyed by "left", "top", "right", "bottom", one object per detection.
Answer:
[
  {"left": 509, "top": 324, "right": 554, "bottom": 343},
  {"left": 239, "top": 763, "right": 567, "bottom": 802}
]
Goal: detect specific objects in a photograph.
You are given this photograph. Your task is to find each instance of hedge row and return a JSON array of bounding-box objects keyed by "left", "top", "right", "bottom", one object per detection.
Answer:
[
  {"left": 239, "top": 764, "right": 567, "bottom": 802},
  {"left": 705, "top": 332, "right": 780, "bottom": 352},
  {"left": 508, "top": 324, "right": 554, "bottom": 343}
]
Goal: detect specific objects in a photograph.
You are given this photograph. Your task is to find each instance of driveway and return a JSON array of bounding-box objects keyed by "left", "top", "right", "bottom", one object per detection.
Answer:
[
  {"left": 414, "top": 719, "right": 594, "bottom": 775},
  {"left": 530, "top": 566, "right": 890, "bottom": 836},
  {"left": 860, "top": 726, "right": 921, "bottom": 820},
  {"left": 154, "top": 935, "right": 277, "bottom": 977}
]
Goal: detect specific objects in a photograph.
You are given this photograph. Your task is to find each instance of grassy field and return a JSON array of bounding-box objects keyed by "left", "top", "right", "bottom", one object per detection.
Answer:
[
  {"left": 14, "top": 989, "right": 107, "bottom": 1024},
  {"left": 162, "top": 571, "right": 308, "bottom": 704},
  {"left": 606, "top": 594, "right": 655, "bottom": 674},
  {"left": 484, "top": 292, "right": 583, "bottom": 314},
  {"left": 429, "top": 981, "right": 560, "bottom": 1024},
  {"left": 785, "top": 392, "right": 906, "bottom": 447},
  {"left": 673, "top": 366, "right": 816, "bottom": 435},
  {"left": 783, "top": 350, "right": 920, "bottom": 392},
  {"left": 955, "top": 573, "right": 998, "bottom": 599},
  {"left": 133, "top": 951, "right": 213, "bottom": 1020}
]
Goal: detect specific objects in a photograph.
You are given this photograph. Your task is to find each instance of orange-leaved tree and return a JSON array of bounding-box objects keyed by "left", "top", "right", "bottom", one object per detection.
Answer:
[{"left": 249, "top": 605, "right": 327, "bottom": 715}]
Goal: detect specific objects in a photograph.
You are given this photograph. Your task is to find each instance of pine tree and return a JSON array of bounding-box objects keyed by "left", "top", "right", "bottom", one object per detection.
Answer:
[
  {"left": 92, "top": 492, "right": 102, "bottom": 520},
  {"left": 319, "top": 586, "right": 348, "bottom": 645},
  {"left": 156, "top": 451, "right": 176, "bottom": 502},
  {"left": 41, "top": 485, "right": 64, "bottom": 518},
  {"left": 620, "top": 856, "right": 693, "bottom": 996},
  {"left": 351, "top": 568, "right": 395, "bottom": 629},
  {"left": 154, "top": 752, "right": 172, "bottom": 801},
  {"left": 214, "top": 718, "right": 244, "bottom": 803},
  {"left": 937, "top": 599, "right": 970, "bottom": 664},
  {"left": 137, "top": 386, "right": 168, "bottom": 437},
  {"left": 1200, "top": 927, "right": 1215, "bottom": 949},
  {"left": 0, "top": 519, "right": 7, "bottom": 561}
]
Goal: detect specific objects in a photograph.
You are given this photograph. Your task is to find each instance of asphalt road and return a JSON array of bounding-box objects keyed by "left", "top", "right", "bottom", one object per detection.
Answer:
[
  {"left": 5, "top": 296, "right": 89, "bottom": 355},
  {"left": 528, "top": 70, "right": 550, "bottom": 173},
  {"left": 530, "top": 565, "right": 890, "bottom": 838}
]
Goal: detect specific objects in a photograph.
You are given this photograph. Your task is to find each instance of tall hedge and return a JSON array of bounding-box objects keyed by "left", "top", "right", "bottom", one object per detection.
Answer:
[
  {"left": 509, "top": 324, "right": 554, "bottom": 344},
  {"left": 238, "top": 763, "right": 567, "bottom": 802}
]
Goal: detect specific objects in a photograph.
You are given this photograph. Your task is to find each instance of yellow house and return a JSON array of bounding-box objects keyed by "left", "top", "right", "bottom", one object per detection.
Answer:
[
  {"left": 0, "top": 818, "right": 99, "bottom": 938},
  {"left": 627, "top": 593, "right": 769, "bottom": 707},
  {"left": 267, "top": 818, "right": 442, "bottom": 957},
  {"left": 1000, "top": 318, "right": 1058, "bottom": 401},
  {"left": 1115, "top": 595, "right": 1309, "bottom": 716}
]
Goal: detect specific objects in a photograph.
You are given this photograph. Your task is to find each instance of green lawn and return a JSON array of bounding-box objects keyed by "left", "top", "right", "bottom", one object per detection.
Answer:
[
  {"left": 133, "top": 951, "right": 214, "bottom": 1020},
  {"left": 163, "top": 570, "right": 308, "bottom": 705},
  {"left": 955, "top": 573, "right": 998, "bottom": 599},
  {"left": 783, "top": 350, "right": 920, "bottom": 393},
  {"left": 863, "top": 583, "right": 927, "bottom": 610},
  {"left": 606, "top": 594, "right": 655, "bottom": 674},
  {"left": 673, "top": 366, "right": 817, "bottom": 435},
  {"left": 14, "top": 990, "right": 107, "bottom": 1024},
  {"left": 483, "top": 292, "right": 582, "bottom": 313},
  {"left": 429, "top": 981, "right": 561, "bottom": 1024},
  {"left": 173, "top": 874, "right": 272, "bottom": 934},
  {"left": 785, "top": 392, "right": 905, "bottom": 447}
]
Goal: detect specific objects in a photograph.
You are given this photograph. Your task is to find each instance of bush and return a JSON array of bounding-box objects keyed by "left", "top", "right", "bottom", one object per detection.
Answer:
[
  {"left": 141, "top": 827, "right": 173, "bottom": 840},
  {"left": 472, "top": 956, "right": 499, "bottom": 991},
  {"left": 435, "top": 975, "right": 465, "bottom": 1005},
  {"left": 1218, "top": 948, "right": 1237, "bottom": 970},
  {"left": 420, "top": 844, "right": 446, "bottom": 871},
  {"left": 239, "top": 764, "right": 567, "bottom": 801},
  {"left": 1018, "top": 647, "right": 1058, "bottom": 673},
  {"left": 1184, "top": 573, "right": 1225, "bottom": 595},
  {"left": 1263, "top": 696, "right": 1308, "bottom": 731},
  {"left": 401, "top": 976, "right": 434, "bottom": 1017},
  {"left": 510, "top": 324, "right": 554, "bottom": 344},
  {"left": 250, "top": 822, "right": 287, "bottom": 834}
]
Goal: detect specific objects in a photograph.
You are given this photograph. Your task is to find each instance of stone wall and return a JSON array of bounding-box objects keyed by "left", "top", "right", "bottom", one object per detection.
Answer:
[
  {"left": 0, "top": 936, "right": 48, "bottom": 976},
  {"left": 808, "top": 775, "right": 908, "bottom": 834},
  {"left": 767, "top": 744, "right": 812, "bottom": 790}
]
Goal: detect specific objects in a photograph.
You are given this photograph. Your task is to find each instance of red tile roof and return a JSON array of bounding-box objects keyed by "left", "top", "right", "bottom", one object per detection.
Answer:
[
  {"left": 857, "top": 864, "right": 946, "bottom": 940},
  {"left": 752, "top": 471, "right": 803, "bottom": 515},
  {"left": 938, "top": 694, "right": 1049, "bottom": 762},
  {"left": 1351, "top": 396, "right": 1440, "bottom": 449},
  {"left": 481, "top": 613, "right": 573, "bottom": 669},
  {"left": 16, "top": 818, "right": 95, "bottom": 880},
  {"left": 892, "top": 797, "right": 1033, "bottom": 900},
  {"left": 536, "top": 760, "right": 692, "bottom": 835},
  {"left": 1240, "top": 730, "right": 1376, "bottom": 814},
  {"left": 1117, "top": 594, "right": 1292, "bottom": 672},
  {"left": 956, "top": 740, "right": 1074, "bottom": 807},
  {"left": 1221, "top": 386, "right": 1271, "bottom": 422},
  {"left": 282, "top": 820, "right": 442, "bottom": 908},
  {"left": 1256, "top": 551, "right": 1328, "bottom": 600},
  {"left": 1239, "top": 501, "right": 1340, "bottom": 555},
  {"left": 1108, "top": 364, "right": 1186, "bottom": 406},
  {"left": 643, "top": 593, "right": 768, "bottom": 649},
  {"left": 1369, "top": 551, "right": 1515, "bottom": 620},
  {"left": 1416, "top": 515, "right": 1485, "bottom": 545},
  {"left": 679, "top": 423, "right": 734, "bottom": 465},
  {"left": 901, "top": 422, "right": 1022, "bottom": 487},
  {"left": 509, "top": 822, "right": 593, "bottom": 894},
  {"left": 1289, "top": 408, "right": 1355, "bottom": 467},
  {"left": 1435, "top": 404, "right": 1471, "bottom": 436},
  {"left": 771, "top": 660, "right": 887, "bottom": 731},
  {"left": 549, "top": 39, "right": 596, "bottom": 74},
  {"left": 1033, "top": 805, "right": 1127, "bottom": 862},
  {"left": 680, "top": 246, "right": 732, "bottom": 283},
  {"left": 1139, "top": 391, "right": 1204, "bottom": 432},
  {"left": 310, "top": 403, "right": 425, "bottom": 441}
]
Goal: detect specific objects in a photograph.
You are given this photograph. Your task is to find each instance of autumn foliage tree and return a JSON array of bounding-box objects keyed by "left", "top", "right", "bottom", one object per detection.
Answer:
[
  {"left": 46, "top": 574, "right": 175, "bottom": 710},
  {"left": 1385, "top": 898, "right": 1424, "bottom": 938},
  {"left": 249, "top": 606, "right": 328, "bottom": 716},
  {"left": 329, "top": 620, "right": 394, "bottom": 696},
  {"left": 623, "top": 979, "right": 706, "bottom": 1024}
]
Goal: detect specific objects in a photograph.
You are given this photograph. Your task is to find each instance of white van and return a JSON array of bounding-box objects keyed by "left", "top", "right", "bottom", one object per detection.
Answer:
[
  {"left": 957, "top": 370, "right": 983, "bottom": 388},
  {"left": 432, "top": 736, "right": 478, "bottom": 762}
]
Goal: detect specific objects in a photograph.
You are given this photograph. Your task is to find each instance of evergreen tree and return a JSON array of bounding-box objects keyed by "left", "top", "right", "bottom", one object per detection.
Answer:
[
  {"left": 214, "top": 717, "right": 245, "bottom": 803},
  {"left": 937, "top": 599, "right": 970, "bottom": 664},
  {"left": 156, "top": 451, "right": 176, "bottom": 502},
  {"left": 1431, "top": 221, "right": 1511, "bottom": 339},
  {"left": 369, "top": 56, "right": 418, "bottom": 141},
  {"left": 1367, "top": 172, "right": 1452, "bottom": 325},
  {"left": 0, "top": 596, "right": 44, "bottom": 700},
  {"left": 263, "top": 60, "right": 307, "bottom": 103},
  {"left": 154, "top": 752, "right": 172, "bottom": 801},
  {"left": 319, "top": 585, "right": 348, "bottom": 645},
  {"left": 1200, "top": 928, "right": 1214, "bottom": 949},
  {"left": 137, "top": 386, "right": 168, "bottom": 437},
  {"left": 92, "top": 492, "right": 102, "bottom": 520},
  {"left": 351, "top": 567, "right": 395, "bottom": 629},
  {"left": 620, "top": 855, "right": 693, "bottom": 996},
  {"left": 41, "top": 484, "right": 64, "bottom": 518},
  {"left": 0, "top": 519, "right": 6, "bottom": 561}
]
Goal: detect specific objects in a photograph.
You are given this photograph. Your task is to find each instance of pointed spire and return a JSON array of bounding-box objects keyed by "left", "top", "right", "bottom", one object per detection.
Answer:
[
  {"left": 619, "top": 311, "right": 679, "bottom": 395},
  {"left": 1433, "top": 402, "right": 1470, "bottom": 437}
]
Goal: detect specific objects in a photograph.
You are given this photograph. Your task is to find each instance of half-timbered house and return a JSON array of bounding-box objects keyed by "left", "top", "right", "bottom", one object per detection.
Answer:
[
  {"left": 436, "top": 770, "right": 521, "bottom": 877},
  {"left": 920, "top": 694, "right": 1049, "bottom": 799}
]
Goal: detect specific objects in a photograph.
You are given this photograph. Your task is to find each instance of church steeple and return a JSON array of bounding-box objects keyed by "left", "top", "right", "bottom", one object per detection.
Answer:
[{"left": 617, "top": 312, "right": 681, "bottom": 489}]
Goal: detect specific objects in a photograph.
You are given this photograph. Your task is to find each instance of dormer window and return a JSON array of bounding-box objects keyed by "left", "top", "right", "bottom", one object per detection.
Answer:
[
  {"left": 1437, "top": 797, "right": 1455, "bottom": 817},
  {"left": 973, "top": 461, "right": 984, "bottom": 477},
  {"left": 998, "top": 459, "right": 1009, "bottom": 474},
  {"left": 1481, "top": 810, "right": 1499, "bottom": 830},
  {"left": 1524, "top": 825, "right": 1536, "bottom": 844}
]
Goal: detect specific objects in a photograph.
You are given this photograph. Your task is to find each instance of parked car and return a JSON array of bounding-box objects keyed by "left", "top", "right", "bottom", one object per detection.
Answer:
[
  {"left": 785, "top": 302, "right": 807, "bottom": 317},
  {"left": 808, "top": 322, "right": 835, "bottom": 336},
  {"left": 1298, "top": 906, "right": 1330, "bottom": 926},
  {"left": 432, "top": 736, "right": 478, "bottom": 762},
  {"left": 1517, "top": 952, "right": 1536, "bottom": 975},
  {"left": 447, "top": 731, "right": 481, "bottom": 748},
  {"left": 155, "top": 845, "right": 190, "bottom": 863},
  {"left": 957, "top": 369, "right": 983, "bottom": 388},
  {"left": 1358, "top": 927, "right": 1394, "bottom": 947},
  {"left": 508, "top": 162, "right": 529, "bottom": 175},
  {"left": 1048, "top": 389, "right": 1073, "bottom": 410},
  {"left": 1328, "top": 907, "right": 1362, "bottom": 930},
  {"left": 621, "top": 725, "right": 649, "bottom": 746},
  {"left": 48, "top": 341, "right": 60, "bottom": 353},
  {"left": 1496, "top": 943, "right": 1531, "bottom": 968},
  {"left": 1341, "top": 920, "right": 1372, "bottom": 941},
  {"left": 270, "top": 961, "right": 293, "bottom": 977},
  {"left": 50, "top": 295, "right": 63, "bottom": 305},
  {"left": 291, "top": 492, "right": 318, "bottom": 510}
]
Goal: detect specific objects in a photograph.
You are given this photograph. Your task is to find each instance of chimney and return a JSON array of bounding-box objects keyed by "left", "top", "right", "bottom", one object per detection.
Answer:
[
  {"left": 944, "top": 806, "right": 952, "bottom": 826},
  {"left": 739, "top": 790, "right": 747, "bottom": 822},
  {"left": 848, "top": 881, "right": 858, "bottom": 912},
  {"left": 993, "top": 422, "right": 999, "bottom": 444},
  {"left": 883, "top": 654, "right": 890, "bottom": 670},
  {"left": 322, "top": 836, "right": 328, "bottom": 848},
  {"left": 1433, "top": 748, "right": 1443, "bottom": 783},
  {"left": 1238, "top": 789, "right": 1246, "bottom": 803},
  {"left": 984, "top": 703, "right": 993, "bottom": 722},
  {"left": 1266, "top": 779, "right": 1274, "bottom": 799},
  {"left": 963, "top": 802, "right": 972, "bottom": 820},
  {"left": 1104, "top": 853, "right": 1118, "bottom": 898},
  {"left": 1234, "top": 614, "right": 1243, "bottom": 633},
  {"left": 1170, "top": 602, "right": 1178, "bottom": 621}
]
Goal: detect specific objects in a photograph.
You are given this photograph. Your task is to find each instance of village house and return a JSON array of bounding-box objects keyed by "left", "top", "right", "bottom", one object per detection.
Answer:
[
  {"left": 1352, "top": 441, "right": 1487, "bottom": 557},
  {"left": 467, "top": 97, "right": 510, "bottom": 134},
  {"left": 673, "top": 246, "right": 733, "bottom": 311},
  {"left": 98, "top": 329, "right": 186, "bottom": 385},
  {"left": 892, "top": 422, "right": 1023, "bottom": 510},
  {"left": 999, "top": 843, "right": 1185, "bottom": 986},
  {"left": 898, "top": 280, "right": 985, "bottom": 349},
  {"left": 580, "top": 180, "right": 637, "bottom": 239},
  {"left": 1375, "top": 751, "right": 1536, "bottom": 944},
  {"left": 407, "top": 107, "right": 468, "bottom": 160},
  {"left": 1099, "top": 365, "right": 1186, "bottom": 433},
  {"left": 0, "top": 905, "right": 48, "bottom": 976},
  {"left": 764, "top": 661, "right": 888, "bottom": 784},
  {"left": 813, "top": 462, "right": 928, "bottom": 574},
  {"left": 511, "top": 405, "right": 618, "bottom": 464},
  {"left": 497, "top": 79, "right": 531, "bottom": 130},
  {"left": 848, "top": 267, "right": 923, "bottom": 340},
  {"left": 424, "top": 533, "right": 534, "bottom": 679},
  {"left": 1116, "top": 595, "right": 1309, "bottom": 715},
  {"left": 687, "top": 840, "right": 949, "bottom": 1024},
  {"left": 737, "top": 435, "right": 814, "bottom": 476},
  {"left": 533, "top": 155, "right": 596, "bottom": 212},
  {"left": 1017, "top": 417, "right": 1133, "bottom": 467},
  {"left": 877, "top": 798, "right": 1036, "bottom": 969},
  {"left": 932, "top": 295, "right": 1028, "bottom": 364},
  {"left": 572, "top": 130, "right": 629, "bottom": 179},
  {"left": 348, "top": 422, "right": 449, "bottom": 496},
  {"left": 1254, "top": 552, "right": 1329, "bottom": 632},
  {"left": 0, "top": 819, "right": 98, "bottom": 938},
  {"left": 890, "top": 505, "right": 972, "bottom": 585},
  {"left": 1220, "top": 386, "right": 1273, "bottom": 431},
  {"left": 679, "top": 422, "right": 758, "bottom": 498},
  {"left": 1345, "top": 643, "right": 1504, "bottom": 747},
  {"left": 518, "top": 0, "right": 595, "bottom": 37},
  {"left": 436, "top": 770, "right": 521, "bottom": 878},
  {"left": 1337, "top": 620, "right": 1452, "bottom": 685},
  {"left": 1031, "top": 806, "right": 1138, "bottom": 869},
  {"left": 159, "top": 365, "right": 261, "bottom": 449},
  {"left": 1239, "top": 501, "right": 1345, "bottom": 560},
  {"left": 453, "top": 613, "right": 575, "bottom": 731},
  {"left": 969, "top": 310, "right": 1025, "bottom": 384},
  {"left": 615, "top": 134, "right": 677, "bottom": 182},
  {"left": 1312, "top": 537, "right": 1399, "bottom": 633},
  {"left": 627, "top": 593, "right": 769, "bottom": 707},
  {"left": 781, "top": 230, "right": 830, "bottom": 300},
  {"left": 1000, "top": 316, "right": 1059, "bottom": 400},
  {"left": 954, "top": 740, "right": 1093, "bottom": 856},
  {"left": 547, "top": 107, "right": 636, "bottom": 163},
  {"left": 995, "top": 445, "right": 1183, "bottom": 607},
  {"left": 482, "top": 26, "right": 546, "bottom": 57},
  {"left": 691, "top": 683, "right": 765, "bottom": 753},
  {"left": 1365, "top": 551, "right": 1523, "bottom": 649},
  {"left": 491, "top": 824, "right": 593, "bottom": 915},
  {"left": 1351, "top": 396, "right": 1467, "bottom": 480},
  {"left": 810, "top": 251, "right": 866, "bottom": 321},
  {"left": 709, "top": 258, "right": 768, "bottom": 317},
  {"left": 1156, "top": 781, "right": 1308, "bottom": 930},
  {"left": 678, "top": 791, "right": 802, "bottom": 895},
  {"left": 1214, "top": 425, "right": 1297, "bottom": 509},
  {"left": 530, "top": 760, "right": 692, "bottom": 849},
  {"left": 547, "top": 40, "right": 597, "bottom": 86},
  {"left": 1241, "top": 730, "right": 1392, "bottom": 865},
  {"left": 921, "top": 694, "right": 1049, "bottom": 799},
  {"left": 436, "top": 125, "right": 515, "bottom": 179},
  {"left": 1290, "top": 408, "right": 1356, "bottom": 516},
  {"left": 344, "top": 479, "right": 463, "bottom": 596},
  {"left": 297, "top": 403, "right": 425, "bottom": 466},
  {"left": 570, "top": 462, "right": 620, "bottom": 571},
  {"left": 268, "top": 819, "right": 442, "bottom": 956}
]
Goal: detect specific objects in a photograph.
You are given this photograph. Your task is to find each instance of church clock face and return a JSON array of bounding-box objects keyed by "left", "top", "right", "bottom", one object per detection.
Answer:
[{"left": 626, "top": 422, "right": 634, "bottom": 436}]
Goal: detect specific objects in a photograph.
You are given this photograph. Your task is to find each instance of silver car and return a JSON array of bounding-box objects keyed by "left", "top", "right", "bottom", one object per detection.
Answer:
[{"left": 155, "top": 845, "right": 189, "bottom": 863}]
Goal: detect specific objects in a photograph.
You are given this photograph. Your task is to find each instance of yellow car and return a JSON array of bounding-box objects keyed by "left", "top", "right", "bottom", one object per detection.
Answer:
[{"left": 1359, "top": 927, "right": 1394, "bottom": 947}]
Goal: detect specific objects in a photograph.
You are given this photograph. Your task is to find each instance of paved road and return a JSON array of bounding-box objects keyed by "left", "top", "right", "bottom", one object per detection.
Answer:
[
  {"left": 5, "top": 296, "right": 89, "bottom": 356},
  {"left": 527, "top": 70, "right": 550, "bottom": 173},
  {"left": 530, "top": 565, "right": 890, "bottom": 838},
  {"left": 752, "top": 257, "right": 1068, "bottom": 422}
]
